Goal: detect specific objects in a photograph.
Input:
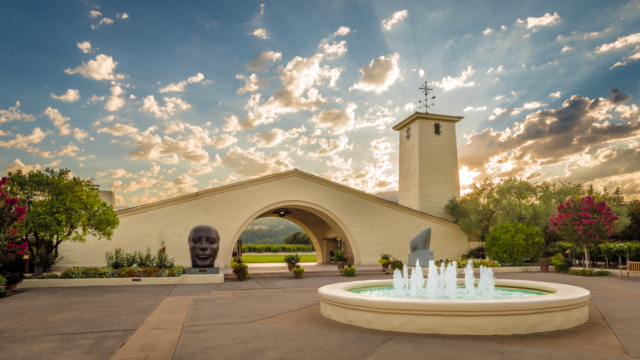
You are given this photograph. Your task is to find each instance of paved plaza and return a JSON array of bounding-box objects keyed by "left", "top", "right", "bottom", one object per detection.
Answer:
[{"left": 2, "top": 272, "right": 639, "bottom": 360}]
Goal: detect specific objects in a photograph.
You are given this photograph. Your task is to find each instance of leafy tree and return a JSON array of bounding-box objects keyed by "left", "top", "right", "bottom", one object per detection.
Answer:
[
  {"left": 0, "top": 177, "right": 28, "bottom": 270},
  {"left": 484, "top": 222, "right": 545, "bottom": 264},
  {"left": 621, "top": 200, "right": 640, "bottom": 241},
  {"left": 283, "top": 231, "right": 312, "bottom": 245},
  {"left": 549, "top": 195, "right": 618, "bottom": 269},
  {"left": 8, "top": 168, "right": 119, "bottom": 276}
]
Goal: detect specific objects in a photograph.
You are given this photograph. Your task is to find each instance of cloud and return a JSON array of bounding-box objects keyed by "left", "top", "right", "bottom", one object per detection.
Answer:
[
  {"left": 404, "top": 102, "right": 416, "bottom": 112},
  {"left": 159, "top": 81, "right": 187, "bottom": 93},
  {"left": 99, "top": 18, "right": 114, "bottom": 25},
  {"left": 245, "top": 51, "right": 282, "bottom": 73},
  {"left": 188, "top": 164, "right": 214, "bottom": 176},
  {"left": 319, "top": 39, "right": 348, "bottom": 59},
  {"left": 97, "top": 124, "right": 139, "bottom": 136},
  {"left": 72, "top": 128, "right": 90, "bottom": 143},
  {"left": 458, "top": 92, "right": 640, "bottom": 194},
  {"left": 44, "top": 159, "right": 61, "bottom": 167},
  {"left": 0, "top": 102, "right": 35, "bottom": 124},
  {"left": 550, "top": 92, "right": 562, "bottom": 98},
  {"left": 140, "top": 95, "right": 191, "bottom": 119},
  {"left": 117, "top": 13, "right": 129, "bottom": 20},
  {"left": 4, "top": 159, "right": 41, "bottom": 174},
  {"left": 381, "top": 10, "right": 408, "bottom": 30},
  {"left": 516, "top": 12, "right": 560, "bottom": 28},
  {"left": 610, "top": 61, "right": 627, "bottom": 69},
  {"left": 44, "top": 107, "right": 71, "bottom": 135},
  {"left": 608, "top": 88, "right": 633, "bottom": 104},
  {"left": 464, "top": 106, "right": 487, "bottom": 112},
  {"left": 188, "top": 73, "right": 204, "bottom": 83},
  {"left": 64, "top": 54, "right": 125, "bottom": 81},
  {"left": 98, "top": 168, "right": 137, "bottom": 178},
  {"left": 297, "top": 136, "right": 317, "bottom": 146},
  {"left": 597, "top": 33, "right": 640, "bottom": 53},
  {"left": 252, "top": 28, "right": 269, "bottom": 39},
  {"left": 77, "top": 41, "right": 92, "bottom": 53},
  {"left": 0, "top": 128, "right": 49, "bottom": 149},
  {"left": 309, "top": 135, "right": 352, "bottom": 158},
  {"left": 248, "top": 126, "right": 306, "bottom": 147},
  {"left": 482, "top": 28, "right": 493, "bottom": 35},
  {"left": 333, "top": 26, "right": 351, "bottom": 37},
  {"left": 105, "top": 85, "right": 126, "bottom": 111},
  {"left": 51, "top": 89, "right": 80, "bottom": 103},
  {"left": 494, "top": 95, "right": 504, "bottom": 100},
  {"left": 109, "top": 177, "right": 160, "bottom": 193},
  {"left": 89, "top": 95, "right": 106, "bottom": 103},
  {"left": 89, "top": 10, "right": 102, "bottom": 19},
  {"left": 488, "top": 102, "right": 546, "bottom": 120},
  {"left": 58, "top": 142, "right": 81, "bottom": 157},
  {"left": 240, "top": 53, "right": 343, "bottom": 130},
  {"left": 236, "top": 73, "right": 270, "bottom": 94},
  {"left": 561, "top": 45, "right": 573, "bottom": 52},
  {"left": 322, "top": 138, "right": 397, "bottom": 193},
  {"left": 418, "top": 69, "right": 425, "bottom": 78},
  {"left": 213, "top": 146, "right": 295, "bottom": 178},
  {"left": 309, "top": 103, "right": 357, "bottom": 134},
  {"left": 222, "top": 115, "right": 241, "bottom": 132},
  {"left": 349, "top": 53, "right": 400, "bottom": 94},
  {"left": 432, "top": 66, "right": 475, "bottom": 91}
]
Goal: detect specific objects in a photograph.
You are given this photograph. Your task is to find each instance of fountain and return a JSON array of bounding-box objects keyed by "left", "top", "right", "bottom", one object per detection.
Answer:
[{"left": 318, "top": 233, "right": 591, "bottom": 335}]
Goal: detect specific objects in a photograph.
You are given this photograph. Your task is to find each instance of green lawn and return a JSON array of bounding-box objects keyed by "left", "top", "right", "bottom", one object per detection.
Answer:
[{"left": 236, "top": 254, "right": 317, "bottom": 263}]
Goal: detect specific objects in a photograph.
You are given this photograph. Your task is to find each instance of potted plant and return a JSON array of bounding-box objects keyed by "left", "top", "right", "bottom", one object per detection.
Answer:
[
  {"left": 539, "top": 258, "right": 551, "bottom": 273},
  {"left": 344, "top": 263, "right": 356, "bottom": 277},
  {"left": 231, "top": 259, "right": 248, "bottom": 281},
  {"left": 0, "top": 275, "right": 9, "bottom": 298},
  {"left": 0, "top": 272, "right": 25, "bottom": 292},
  {"left": 292, "top": 264, "right": 305, "bottom": 279},
  {"left": 390, "top": 259, "right": 404, "bottom": 271},
  {"left": 378, "top": 252, "right": 391, "bottom": 270},
  {"left": 284, "top": 253, "right": 301, "bottom": 271},
  {"left": 334, "top": 250, "right": 349, "bottom": 272}
]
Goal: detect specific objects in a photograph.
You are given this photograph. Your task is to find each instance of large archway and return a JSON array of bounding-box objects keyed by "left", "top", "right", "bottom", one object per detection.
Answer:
[{"left": 225, "top": 200, "right": 358, "bottom": 266}]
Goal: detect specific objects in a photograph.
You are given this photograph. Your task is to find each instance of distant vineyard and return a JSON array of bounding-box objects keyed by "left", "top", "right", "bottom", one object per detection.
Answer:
[
  {"left": 240, "top": 244, "right": 315, "bottom": 253},
  {"left": 239, "top": 218, "right": 303, "bottom": 244}
]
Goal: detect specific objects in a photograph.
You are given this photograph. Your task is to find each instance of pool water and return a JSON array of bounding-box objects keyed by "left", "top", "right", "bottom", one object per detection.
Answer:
[{"left": 350, "top": 285, "right": 548, "bottom": 300}]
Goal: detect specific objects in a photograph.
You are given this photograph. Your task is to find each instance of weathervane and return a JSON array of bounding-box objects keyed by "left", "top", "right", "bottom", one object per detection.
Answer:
[{"left": 418, "top": 81, "right": 436, "bottom": 113}]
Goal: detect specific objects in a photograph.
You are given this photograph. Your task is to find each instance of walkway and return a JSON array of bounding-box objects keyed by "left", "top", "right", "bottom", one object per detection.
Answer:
[{"left": 1, "top": 273, "right": 639, "bottom": 359}]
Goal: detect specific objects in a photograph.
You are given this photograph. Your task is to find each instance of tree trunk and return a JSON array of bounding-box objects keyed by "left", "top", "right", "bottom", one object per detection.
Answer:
[
  {"left": 583, "top": 246, "right": 590, "bottom": 270},
  {"left": 33, "top": 262, "right": 45, "bottom": 277},
  {"left": 605, "top": 256, "right": 609, "bottom": 269}
]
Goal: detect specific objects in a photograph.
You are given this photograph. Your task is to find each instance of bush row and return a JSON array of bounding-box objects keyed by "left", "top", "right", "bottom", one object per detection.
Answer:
[
  {"left": 435, "top": 259, "right": 501, "bottom": 268},
  {"left": 240, "top": 244, "right": 315, "bottom": 253},
  {"left": 59, "top": 265, "right": 186, "bottom": 279}
]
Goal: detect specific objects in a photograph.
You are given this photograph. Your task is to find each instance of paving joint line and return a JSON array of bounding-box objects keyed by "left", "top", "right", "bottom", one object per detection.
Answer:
[
  {"left": 589, "top": 298, "right": 630, "bottom": 357},
  {"left": 365, "top": 334, "right": 397, "bottom": 360}
]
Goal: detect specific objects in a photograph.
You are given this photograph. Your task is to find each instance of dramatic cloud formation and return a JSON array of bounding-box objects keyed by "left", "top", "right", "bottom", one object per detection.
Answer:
[
  {"left": 64, "top": 54, "right": 125, "bottom": 81},
  {"left": 349, "top": 53, "right": 400, "bottom": 94},
  {"left": 236, "top": 73, "right": 270, "bottom": 94},
  {"left": 597, "top": 33, "right": 640, "bottom": 53},
  {"left": 248, "top": 126, "right": 306, "bottom": 147},
  {"left": 381, "top": 10, "right": 408, "bottom": 30},
  {"left": 213, "top": 146, "right": 295, "bottom": 178},
  {"left": 309, "top": 103, "right": 357, "bottom": 134},
  {"left": 245, "top": 51, "right": 282, "bottom": 73},
  {"left": 516, "top": 12, "right": 560, "bottom": 29},
  {"left": 309, "top": 135, "right": 352, "bottom": 157},
  {"left": 51, "top": 89, "right": 80, "bottom": 103},
  {"left": 140, "top": 95, "right": 191, "bottom": 119},
  {"left": 432, "top": 66, "right": 475, "bottom": 91}
]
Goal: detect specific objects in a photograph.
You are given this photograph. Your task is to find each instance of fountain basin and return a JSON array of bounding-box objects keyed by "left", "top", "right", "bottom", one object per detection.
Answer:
[{"left": 318, "top": 279, "right": 590, "bottom": 335}]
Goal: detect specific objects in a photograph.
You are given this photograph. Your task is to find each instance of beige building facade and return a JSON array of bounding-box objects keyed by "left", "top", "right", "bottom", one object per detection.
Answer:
[{"left": 56, "top": 112, "right": 470, "bottom": 269}]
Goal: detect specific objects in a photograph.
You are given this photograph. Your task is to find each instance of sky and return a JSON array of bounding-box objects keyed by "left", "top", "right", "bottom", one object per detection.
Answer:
[{"left": 1, "top": 1, "right": 640, "bottom": 208}]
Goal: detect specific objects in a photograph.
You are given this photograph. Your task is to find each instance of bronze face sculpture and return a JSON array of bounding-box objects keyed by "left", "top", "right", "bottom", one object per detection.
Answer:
[{"left": 188, "top": 225, "right": 220, "bottom": 268}]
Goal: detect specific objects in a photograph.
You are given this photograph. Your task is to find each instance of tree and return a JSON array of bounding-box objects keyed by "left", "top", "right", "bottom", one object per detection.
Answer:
[
  {"left": 283, "top": 231, "right": 312, "bottom": 245},
  {"left": 0, "top": 177, "right": 28, "bottom": 270},
  {"left": 621, "top": 200, "right": 640, "bottom": 241},
  {"left": 484, "top": 222, "right": 545, "bottom": 264},
  {"left": 8, "top": 168, "right": 119, "bottom": 276},
  {"left": 549, "top": 195, "right": 619, "bottom": 269}
]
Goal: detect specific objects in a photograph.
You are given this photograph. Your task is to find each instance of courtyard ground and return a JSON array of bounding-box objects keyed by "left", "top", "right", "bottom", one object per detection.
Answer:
[{"left": 1, "top": 272, "right": 639, "bottom": 360}]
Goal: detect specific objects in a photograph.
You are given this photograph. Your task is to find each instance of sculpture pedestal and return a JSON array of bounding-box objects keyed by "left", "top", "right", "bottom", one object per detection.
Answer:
[
  {"left": 408, "top": 251, "right": 434, "bottom": 267},
  {"left": 186, "top": 267, "right": 219, "bottom": 275}
]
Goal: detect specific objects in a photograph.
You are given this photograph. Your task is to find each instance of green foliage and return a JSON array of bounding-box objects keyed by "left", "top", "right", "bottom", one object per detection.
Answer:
[
  {"left": 0, "top": 271, "right": 25, "bottom": 285},
  {"left": 59, "top": 265, "right": 185, "bottom": 279},
  {"left": 334, "top": 250, "right": 349, "bottom": 262},
  {"left": 283, "top": 253, "right": 301, "bottom": 263},
  {"left": 539, "top": 258, "right": 552, "bottom": 266},
  {"left": 231, "top": 260, "right": 249, "bottom": 279},
  {"left": 466, "top": 245, "right": 485, "bottom": 259},
  {"left": 378, "top": 258, "right": 390, "bottom": 264},
  {"left": 485, "top": 222, "right": 545, "bottom": 264},
  {"left": 622, "top": 200, "right": 640, "bottom": 241},
  {"left": 237, "top": 254, "right": 316, "bottom": 263},
  {"left": 239, "top": 218, "right": 304, "bottom": 244},
  {"left": 0, "top": 275, "right": 9, "bottom": 298},
  {"left": 105, "top": 242, "right": 175, "bottom": 269},
  {"left": 292, "top": 266, "right": 305, "bottom": 275},
  {"left": 240, "top": 244, "right": 315, "bottom": 253},
  {"left": 552, "top": 257, "right": 574, "bottom": 273},
  {"left": 8, "top": 168, "right": 119, "bottom": 276},
  {"left": 390, "top": 259, "right": 404, "bottom": 271},
  {"left": 284, "top": 231, "right": 312, "bottom": 245},
  {"left": 155, "top": 241, "right": 175, "bottom": 269},
  {"left": 569, "top": 269, "right": 610, "bottom": 276},
  {"left": 343, "top": 266, "right": 356, "bottom": 277},
  {"left": 437, "top": 259, "right": 500, "bottom": 268},
  {"left": 380, "top": 252, "right": 390, "bottom": 260}
]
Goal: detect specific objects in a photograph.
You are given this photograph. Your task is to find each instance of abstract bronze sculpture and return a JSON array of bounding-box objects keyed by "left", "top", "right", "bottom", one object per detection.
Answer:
[
  {"left": 408, "top": 227, "right": 434, "bottom": 267},
  {"left": 188, "top": 225, "right": 220, "bottom": 268}
]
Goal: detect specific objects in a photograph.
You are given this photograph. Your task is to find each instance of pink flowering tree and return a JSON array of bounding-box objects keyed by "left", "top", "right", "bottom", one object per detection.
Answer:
[
  {"left": 0, "top": 177, "right": 28, "bottom": 269},
  {"left": 549, "top": 195, "right": 618, "bottom": 269}
]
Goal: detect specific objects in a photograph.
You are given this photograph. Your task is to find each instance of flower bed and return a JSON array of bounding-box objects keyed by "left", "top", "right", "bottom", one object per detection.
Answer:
[
  {"left": 24, "top": 265, "right": 186, "bottom": 279},
  {"left": 436, "top": 259, "right": 501, "bottom": 268}
]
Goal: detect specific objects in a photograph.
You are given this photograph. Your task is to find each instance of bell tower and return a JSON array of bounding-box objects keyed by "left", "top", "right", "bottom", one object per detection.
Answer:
[{"left": 392, "top": 112, "right": 463, "bottom": 219}]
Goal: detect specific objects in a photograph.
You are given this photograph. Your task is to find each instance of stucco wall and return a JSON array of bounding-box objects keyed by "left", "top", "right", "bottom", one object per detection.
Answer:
[{"left": 56, "top": 172, "right": 469, "bottom": 269}]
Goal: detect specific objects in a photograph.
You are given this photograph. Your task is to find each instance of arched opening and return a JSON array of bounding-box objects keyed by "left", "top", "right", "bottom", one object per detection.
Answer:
[
  {"left": 225, "top": 201, "right": 357, "bottom": 267},
  {"left": 235, "top": 217, "right": 317, "bottom": 263}
]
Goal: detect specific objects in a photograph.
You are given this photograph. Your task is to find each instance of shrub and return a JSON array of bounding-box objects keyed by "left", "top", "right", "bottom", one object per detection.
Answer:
[
  {"left": 485, "top": 222, "right": 545, "bottom": 265},
  {"left": 292, "top": 265, "right": 305, "bottom": 275},
  {"left": 136, "top": 247, "right": 156, "bottom": 268},
  {"left": 466, "top": 245, "right": 485, "bottom": 259},
  {"left": 343, "top": 265, "right": 356, "bottom": 277},
  {"left": 334, "top": 250, "right": 349, "bottom": 262},
  {"left": 539, "top": 258, "right": 552, "bottom": 266},
  {"left": 390, "top": 259, "right": 404, "bottom": 271},
  {"left": 231, "top": 260, "right": 249, "bottom": 279},
  {"left": 378, "top": 258, "right": 390, "bottom": 265},
  {"left": 380, "top": 252, "right": 391, "bottom": 260},
  {"left": 120, "top": 267, "right": 135, "bottom": 278},
  {"left": 155, "top": 240, "right": 175, "bottom": 269},
  {"left": 0, "top": 272, "right": 25, "bottom": 285},
  {"left": 0, "top": 275, "right": 9, "bottom": 298},
  {"left": 283, "top": 253, "right": 301, "bottom": 263}
]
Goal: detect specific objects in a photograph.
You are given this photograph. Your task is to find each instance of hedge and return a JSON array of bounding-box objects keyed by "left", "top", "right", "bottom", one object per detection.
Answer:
[
  {"left": 485, "top": 222, "right": 545, "bottom": 265},
  {"left": 240, "top": 244, "right": 315, "bottom": 253}
]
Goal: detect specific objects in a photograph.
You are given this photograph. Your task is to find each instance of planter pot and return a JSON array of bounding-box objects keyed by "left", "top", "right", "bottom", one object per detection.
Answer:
[
  {"left": 540, "top": 265, "right": 549, "bottom": 273},
  {"left": 294, "top": 272, "right": 303, "bottom": 279},
  {"left": 287, "top": 262, "right": 297, "bottom": 272},
  {"left": 382, "top": 263, "right": 390, "bottom": 271},
  {"left": 7, "top": 283, "right": 18, "bottom": 292},
  {"left": 346, "top": 252, "right": 354, "bottom": 264},
  {"left": 337, "top": 261, "right": 346, "bottom": 272},
  {"left": 236, "top": 273, "right": 246, "bottom": 281}
]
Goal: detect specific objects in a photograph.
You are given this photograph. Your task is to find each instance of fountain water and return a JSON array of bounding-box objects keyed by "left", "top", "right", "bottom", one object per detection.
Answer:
[{"left": 464, "top": 260, "right": 475, "bottom": 298}]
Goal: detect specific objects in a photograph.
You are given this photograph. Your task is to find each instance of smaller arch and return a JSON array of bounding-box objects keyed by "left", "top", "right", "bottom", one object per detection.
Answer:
[{"left": 225, "top": 200, "right": 358, "bottom": 267}]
